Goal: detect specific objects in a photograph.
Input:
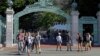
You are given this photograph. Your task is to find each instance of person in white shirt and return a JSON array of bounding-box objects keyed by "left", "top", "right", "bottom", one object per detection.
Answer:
[
  {"left": 27, "top": 32, "right": 33, "bottom": 56},
  {"left": 86, "top": 33, "right": 92, "bottom": 51},
  {"left": 56, "top": 32, "right": 62, "bottom": 51}
]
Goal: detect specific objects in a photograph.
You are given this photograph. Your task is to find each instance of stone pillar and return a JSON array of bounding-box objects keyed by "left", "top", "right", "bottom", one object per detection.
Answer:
[
  {"left": 13, "top": 18, "right": 19, "bottom": 43},
  {"left": 0, "top": 16, "right": 2, "bottom": 44},
  {"left": 6, "top": 8, "right": 14, "bottom": 47},
  {"left": 96, "top": 11, "right": 100, "bottom": 46},
  {"left": 71, "top": 11, "right": 79, "bottom": 46}
]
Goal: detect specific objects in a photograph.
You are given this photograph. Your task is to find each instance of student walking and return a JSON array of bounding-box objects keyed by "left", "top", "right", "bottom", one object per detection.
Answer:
[
  {"left": 77, "top": 33, "right": 83, "bottom": 51},
  {"left": 31, "top": 32, "right": 35, "bottom": 52},
  {"left": 89, "top": 34, "right": 93, "bottom": 50},
  {"left": 16, "top": 31, "right": 25, "bottom": 54},
  {"left": 85, "top": 33, "right": 92, "bottom": 51},
  {"left": 56, "top": 32, "right": 62, "bottom": 51},
  {"left": 34, "top": 32, "right": 41, "bottom": 54},
  {"left": 27, "top": 32, "right": 33, "bottom": 56},
  {"left": 23, "top": 32, "right": 28, "bottom": 52},
  {"left": 66, "top": 32, "right": 72, "bottom": 51}
]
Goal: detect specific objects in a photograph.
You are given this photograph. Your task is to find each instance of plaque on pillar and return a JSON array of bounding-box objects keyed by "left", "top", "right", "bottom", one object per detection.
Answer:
[{"left": 7, "top": 15, "right": 12, "bottom": 22}]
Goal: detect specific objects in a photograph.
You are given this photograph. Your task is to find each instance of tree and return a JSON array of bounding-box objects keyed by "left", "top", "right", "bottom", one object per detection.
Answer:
[
  {"left": 38, "top": 12, "right": 66, "bottom": 30},
  {"left": 13, "top": 0, "right": 25, "bottom": 8},
  {"left": 0, "top": 0, "right": 37, "bottom": 15},
  {"left": 20, "top": 12, "right": 66, "bottom": 30},
  {"left": 0, "top": 0, "right": 8, "bottom": 16}
]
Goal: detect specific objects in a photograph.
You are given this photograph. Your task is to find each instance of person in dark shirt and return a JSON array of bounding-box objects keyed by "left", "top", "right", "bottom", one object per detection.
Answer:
[
  {"left": 77, "top": 33, "right": 83, "bottom": 51},
  {"left": 34, "top": 31, "right": 41, "bottom": 54},
  {"left": 65, "top": 32, "right": 72, "bottom": 51}
]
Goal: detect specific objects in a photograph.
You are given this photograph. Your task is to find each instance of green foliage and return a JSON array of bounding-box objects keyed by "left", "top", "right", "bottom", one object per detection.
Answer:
[
  {"left": 0, "top": 0, "right": 37, "bottom": 14},
  {"left": 13, "top": 0, "right": 25, "bottom": 8},
  {"left": 0, "top": 0, "right": 8, "bottom": 14},
  {"left": 31, "top": 12, "right": 66, "bottom": 30},
  {"left": 20, "top": 12, "right": 66, "bottom": 30},
  {"left": 38, "top": 12, "right": 66, "bottom": 29},
  {"left": 28, "top": 0, "right": 35, "bottom": 4}
]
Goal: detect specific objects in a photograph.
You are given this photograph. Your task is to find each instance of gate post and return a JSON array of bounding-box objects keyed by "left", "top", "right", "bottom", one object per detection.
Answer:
[
  {"left": 71, "top": 11, "right": 79, "bottom": 46},
  {"left": 71, "top": 1, "right": 79, "bottom": 46},
  {"left": 96, "top": 9, "right": 100, "bottom": 46},
  {"left": 6, "top": 8, "right": 14, "bottom": 47}
]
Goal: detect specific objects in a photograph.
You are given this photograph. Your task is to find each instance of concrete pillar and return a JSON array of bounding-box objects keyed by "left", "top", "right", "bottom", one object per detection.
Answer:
[
  {"left": 71, "top": 11, "right": 79, "bottom": 46},
  {"left": 96, "top": 11, "right": 100, "bottom": 46},
  {"left": 6, "top": 8, "right": 14, "bottom": 47},
  {"left": 0, "top": 16, "right": 2, "bottom": 44}
]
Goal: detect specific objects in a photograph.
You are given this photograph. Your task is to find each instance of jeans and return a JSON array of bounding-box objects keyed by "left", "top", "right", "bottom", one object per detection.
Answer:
[{"left": 18, "top": 40, "right": 24, "bottom": 54}]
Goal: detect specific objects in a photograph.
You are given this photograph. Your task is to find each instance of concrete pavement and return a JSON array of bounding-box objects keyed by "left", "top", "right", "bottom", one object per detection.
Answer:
[{"left": 0, "top": 45, "right": 100, "bottom": 56}]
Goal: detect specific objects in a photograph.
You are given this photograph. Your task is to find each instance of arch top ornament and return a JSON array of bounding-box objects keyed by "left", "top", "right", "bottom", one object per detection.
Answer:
[
  {"left": 31, "top": 0, "right": 54, "bottom": 7},
  {"left": 39, "top": 0, "right": 53, "bottom": 6}
]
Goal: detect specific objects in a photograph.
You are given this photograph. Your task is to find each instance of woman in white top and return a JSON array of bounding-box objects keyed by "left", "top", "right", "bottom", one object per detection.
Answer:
[
  {"left": 56, "top": 32, "right": 62, "bottom": 51},
  {"left": 27, "top": 32, "right": 33, "bottom": 56},
  {"left": 86, "top": 33, "right": 92, "bottom": 50},
  {"left": 84, "top": 33, "right": 92, "bottom": 51}
]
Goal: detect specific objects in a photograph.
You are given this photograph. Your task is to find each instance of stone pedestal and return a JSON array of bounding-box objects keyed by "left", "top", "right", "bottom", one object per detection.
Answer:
[
  {"left": 6, "top": 8, "right": 14, "bottom": 47},
  {"left": 71, "top": 11, "right": 79, "bottom": 46},
  {"left": 96, "top": 11, "right": 100, "bottom": 46}
]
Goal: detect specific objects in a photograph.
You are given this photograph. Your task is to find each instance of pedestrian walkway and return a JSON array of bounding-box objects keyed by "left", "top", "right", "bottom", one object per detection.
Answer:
[{"left": 0, "top": 45, "right": 99, "bottom": 56}]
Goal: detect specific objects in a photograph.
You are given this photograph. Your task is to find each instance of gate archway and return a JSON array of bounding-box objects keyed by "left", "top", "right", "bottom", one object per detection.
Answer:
[{"left": 13, "top": 1, "right": 71, "bottom": 42}]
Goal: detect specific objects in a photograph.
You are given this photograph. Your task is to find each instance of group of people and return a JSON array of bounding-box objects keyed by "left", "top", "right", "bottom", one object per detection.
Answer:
[
  {"left": 77, "top": 33, "right": 93, "bottom": 51},
  {"left": 17, "top": 31, "right": 41, "bottom": 56},
  {"left": 55, "top": 32, "right": 93, "bottom": 52},
  {"left": 16, "top": 29, "right": 93, "bottom": 56},
  {"left": 56, "top": 32, "right": 72, "bottom": 51}
]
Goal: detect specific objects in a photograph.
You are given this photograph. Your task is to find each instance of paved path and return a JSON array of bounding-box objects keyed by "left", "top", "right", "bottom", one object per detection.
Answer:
[{"left": 0, "top": 45, "right": 100, "bottom": 56}]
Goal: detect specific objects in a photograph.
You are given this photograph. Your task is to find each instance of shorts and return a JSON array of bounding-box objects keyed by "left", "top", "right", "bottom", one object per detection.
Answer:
[
  {"left": 57, "top": 40, "right": 62, "bottom": 44},
  {"left": 27, "top": 43, "right": 32, "bottom": 49}
]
